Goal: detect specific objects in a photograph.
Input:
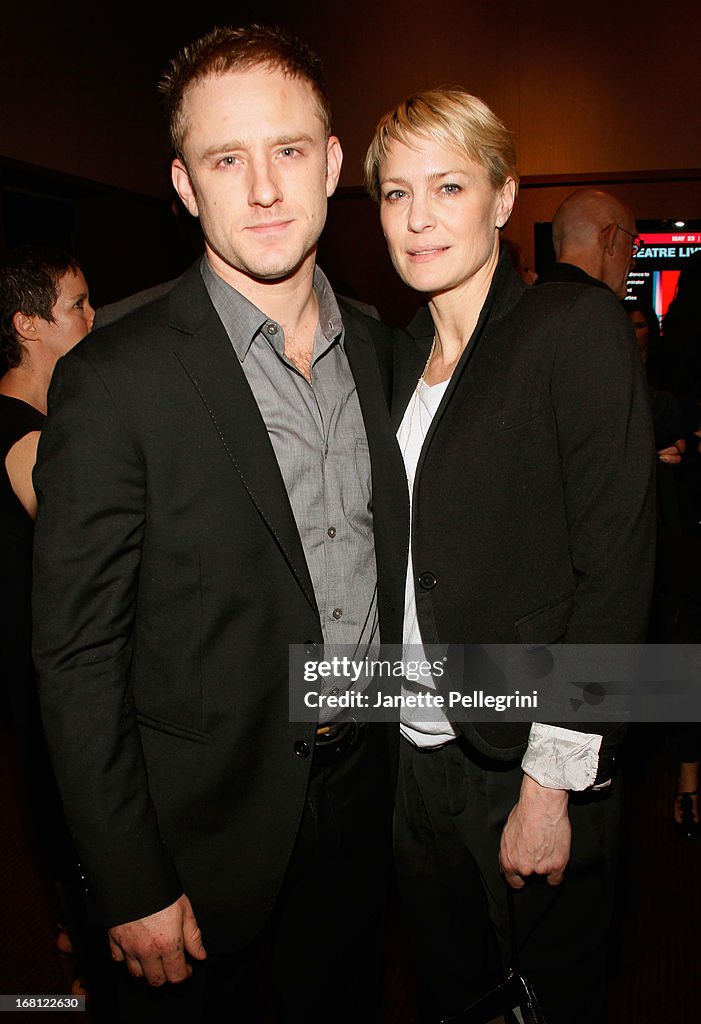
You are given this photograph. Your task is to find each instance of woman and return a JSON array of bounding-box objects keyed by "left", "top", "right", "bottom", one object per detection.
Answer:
[
  {"left": 0, "top": 243, "right": 94, "bottom": 987},
  {"left": 364, "top": 90, "right": 655, "bottom": 1024}
]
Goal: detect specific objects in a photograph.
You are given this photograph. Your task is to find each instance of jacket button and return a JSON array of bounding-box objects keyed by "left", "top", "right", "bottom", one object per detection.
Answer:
[
  {"left": 294, "top": 741, "right": 310, "bottom": 758},
  {"left": 418, "top": 572, "right": 437, "bottom": 590}
]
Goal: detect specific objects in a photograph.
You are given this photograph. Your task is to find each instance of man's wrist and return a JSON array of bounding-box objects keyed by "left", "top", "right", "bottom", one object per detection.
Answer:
[{"left": 520, "top": 772, "right": 569, "bottom": 810}]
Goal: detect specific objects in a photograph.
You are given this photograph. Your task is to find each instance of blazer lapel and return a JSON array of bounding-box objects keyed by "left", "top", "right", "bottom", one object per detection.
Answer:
[
  {"left": 169, "top": 270, "right": 318, "bottom": 615},
  {"left": 392, "top": 312, "right": 433, "bottom": 433}
]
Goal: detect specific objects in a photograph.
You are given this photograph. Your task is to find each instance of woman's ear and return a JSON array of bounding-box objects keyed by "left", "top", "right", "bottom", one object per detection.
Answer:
[
  {"left": 12, "top": 310, "right": 38, "bottom": 342},
  {"left": 496, "top": 177, "right": 517, "bottom": 229}
]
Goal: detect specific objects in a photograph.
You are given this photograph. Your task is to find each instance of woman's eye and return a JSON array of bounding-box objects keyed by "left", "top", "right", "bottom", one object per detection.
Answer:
[
  {"left": 441, "top": 183, "right": 461, "bottom": 195},
  {"left": 383, "top": 190, "right": 407, "bottom": 202}
]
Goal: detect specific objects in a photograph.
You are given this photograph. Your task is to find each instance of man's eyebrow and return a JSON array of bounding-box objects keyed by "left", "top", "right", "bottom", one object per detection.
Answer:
[{"left": 200, "top": 134, "right": 316, "bottom": 160}]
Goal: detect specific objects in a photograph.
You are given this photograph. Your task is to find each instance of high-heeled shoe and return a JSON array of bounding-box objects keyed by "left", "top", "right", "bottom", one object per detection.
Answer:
[{"left": 674, "top": 791, "right": 700, "bottom": 838}]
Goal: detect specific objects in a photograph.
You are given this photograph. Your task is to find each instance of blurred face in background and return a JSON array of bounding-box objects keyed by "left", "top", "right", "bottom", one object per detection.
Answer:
[{"left": 627, "top": 308, "right": 649, "bottom": 363}]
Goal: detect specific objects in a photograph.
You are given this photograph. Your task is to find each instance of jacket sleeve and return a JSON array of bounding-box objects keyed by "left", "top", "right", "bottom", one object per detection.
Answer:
[
  {"left": 548, "top": 287, "right": 656, "bottom": 779},
  {"left": 32, "top": 349, "right": 183, "bottom": 927}
]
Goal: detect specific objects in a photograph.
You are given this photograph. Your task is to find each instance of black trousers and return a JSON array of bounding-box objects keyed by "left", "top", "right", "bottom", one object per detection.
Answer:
[
  {"left": 394, "top": 735, "right": 621, "bottom": 1024},
  {"left": 111, "top": 724, "right": 393, "bottom": 1023}
]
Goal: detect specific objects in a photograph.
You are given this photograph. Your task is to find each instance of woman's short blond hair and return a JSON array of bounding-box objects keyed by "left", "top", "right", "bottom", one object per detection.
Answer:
[{"left": 364, "top": 87, "right": 518, "bottom": 202}]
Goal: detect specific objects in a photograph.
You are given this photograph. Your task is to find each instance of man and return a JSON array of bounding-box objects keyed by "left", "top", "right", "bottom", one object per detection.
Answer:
[
  {"left": 538, "top": 187, "right": 638, "bottom": 298},
  {"left": 539, "top": 187, "right": 701, "bottom": 455},
  {"left": 32, "top": 25, "right": 407, "bottom": 1022}
]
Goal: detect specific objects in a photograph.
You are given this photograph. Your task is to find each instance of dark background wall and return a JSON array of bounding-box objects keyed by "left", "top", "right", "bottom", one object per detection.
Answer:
[{"left": 1, "top": 0, "right": 699, "bottom": 323}]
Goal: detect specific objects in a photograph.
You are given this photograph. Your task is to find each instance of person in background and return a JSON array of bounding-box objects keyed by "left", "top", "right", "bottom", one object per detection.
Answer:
[
  {"left": 0, "top": 243, "right": 94, "bottom": 993},
  {"left": 31, "top": 24, "right": 405, "bottom": 1024},
  {"left": 625, "top": 296, "right": 659, "bottom": 367},
  {"left": 364, "top": 87, "right": 655, "bottom": 1024},
  {"left": 537, "top": 187, "right": 638, "bottom": 299},
  {"left": 502, "top": 237, "right": 538, "bottom": 285},
  {"left": 655, "top": 255, "right": 701, "bottom": 835}
]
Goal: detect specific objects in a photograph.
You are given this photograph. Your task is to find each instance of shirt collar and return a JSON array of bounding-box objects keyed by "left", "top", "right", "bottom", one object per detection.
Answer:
[{"left": 200, "top": 255, "right": 344, "bottom": 362}]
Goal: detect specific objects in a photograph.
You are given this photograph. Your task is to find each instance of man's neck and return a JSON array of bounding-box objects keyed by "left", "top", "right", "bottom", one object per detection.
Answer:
[
  {"left": 206, "top": 248, "right": 319, "bottom": 337},
  {"left": 206, "top": 248, "right": 322, "bottom": 383},
  {"left": 555, "top": 249, "right": 605, "bottom": 286}
]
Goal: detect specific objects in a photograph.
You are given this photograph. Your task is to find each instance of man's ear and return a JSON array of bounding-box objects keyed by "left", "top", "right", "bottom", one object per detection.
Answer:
[
  {"left": 601, "top": 222, "right": 617, "bottom": 255},
  {"left": 172, "top": 158, "right": 200, "bottom": 218},
  {"left": 496, "top": 177, "right": 517, "bottom": 229},
  {"left": 12, "top": 310, "right": 38, "bottom": 343},
  {"left": 325, "top": 136, "right": 343, "bottom": 199}
]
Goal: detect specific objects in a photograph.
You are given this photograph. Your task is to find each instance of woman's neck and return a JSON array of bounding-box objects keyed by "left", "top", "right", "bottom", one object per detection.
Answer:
[
  {"left": 0, "top": 363, "right": 50, "bottom": 414},
  {"left": 424, "top": 253, "right": 498, "bottom": 385}
]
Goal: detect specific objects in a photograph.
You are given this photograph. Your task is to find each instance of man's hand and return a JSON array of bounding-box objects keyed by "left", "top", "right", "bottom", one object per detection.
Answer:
[
  {"left": 108, "top": 893, "right": 207, "bottom": 986},
  {"left": 499, "top": 775, "right": 571, "bottom": 889}
]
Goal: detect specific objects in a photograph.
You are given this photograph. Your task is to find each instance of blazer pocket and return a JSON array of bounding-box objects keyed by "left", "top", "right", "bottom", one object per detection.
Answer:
[
  {"left": 136, "top": 710, "right": 208, "bottom": 743},
  {"left": 136, "top": 712, "right": 208, "bottom": 784},
  {"left": 514, "top": 592, "right": 574, "bottom": 645},
  {"left": 471, "top": 397, "right": 543, "bottom": 439}
]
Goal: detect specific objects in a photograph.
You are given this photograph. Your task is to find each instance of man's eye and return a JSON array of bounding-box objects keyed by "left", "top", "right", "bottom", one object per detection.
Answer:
[
  {"left": 219, "top": 155, "right": 238, "bottom": 167},
  {"left": 279, "top": 147, "right": 299, "bottom": 157}
]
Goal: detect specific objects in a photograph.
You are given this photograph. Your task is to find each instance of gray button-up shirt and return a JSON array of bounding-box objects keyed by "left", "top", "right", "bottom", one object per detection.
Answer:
[{"left": 201, "top": 258, "right": 378, "bottom": 666}]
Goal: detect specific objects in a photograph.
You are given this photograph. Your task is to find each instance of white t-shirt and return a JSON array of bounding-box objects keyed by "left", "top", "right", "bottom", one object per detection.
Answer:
[{"left": 397, "top": 377, "right": 456, "bottom": 747}]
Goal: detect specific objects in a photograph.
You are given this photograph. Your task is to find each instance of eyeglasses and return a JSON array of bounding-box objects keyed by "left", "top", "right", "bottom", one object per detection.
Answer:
[{"left": 614, "top": 224, "right": 644, "bottom": 257}]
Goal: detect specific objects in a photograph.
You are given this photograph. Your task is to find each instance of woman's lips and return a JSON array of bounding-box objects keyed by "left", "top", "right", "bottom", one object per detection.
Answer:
[{"left": 406, "top": 246, "right": 449, "bottom": 262}]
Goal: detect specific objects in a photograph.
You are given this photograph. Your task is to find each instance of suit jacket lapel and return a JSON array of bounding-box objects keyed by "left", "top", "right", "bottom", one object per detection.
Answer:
[
  {"left": 169, "top": 268, "right": 318, "bottom": 615},
  {"left": 343, "top": 309, "right": 410, "bottom": 618}
]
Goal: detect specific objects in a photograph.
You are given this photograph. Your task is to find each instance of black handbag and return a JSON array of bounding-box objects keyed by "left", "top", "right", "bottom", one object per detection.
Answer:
[{"left": 438, "top": 886, "right": 548, "bottom": 1024}]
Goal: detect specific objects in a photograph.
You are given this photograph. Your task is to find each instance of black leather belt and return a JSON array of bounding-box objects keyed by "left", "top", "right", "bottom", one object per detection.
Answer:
[{"left": 313, "top": 720, "right": 364, "bottom": 768}]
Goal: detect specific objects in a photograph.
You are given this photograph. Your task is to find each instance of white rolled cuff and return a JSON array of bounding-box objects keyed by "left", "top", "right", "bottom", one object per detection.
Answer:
[{"left": 522, "top": 723, "right": 603, "bottom": 791}]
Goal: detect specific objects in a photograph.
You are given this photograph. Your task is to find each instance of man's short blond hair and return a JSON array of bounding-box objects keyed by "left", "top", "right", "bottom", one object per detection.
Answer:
[{"left": 364, "top": 87, "right": 518, "bottom": 202}]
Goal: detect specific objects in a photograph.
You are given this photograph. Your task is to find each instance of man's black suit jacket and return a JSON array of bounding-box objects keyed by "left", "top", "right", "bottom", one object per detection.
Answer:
[
  {"left": 31, "top": 262, "right": 409, "bottom": 951},
  {"left": 390, "top": 254, "right": 656, "bottom": 779}
]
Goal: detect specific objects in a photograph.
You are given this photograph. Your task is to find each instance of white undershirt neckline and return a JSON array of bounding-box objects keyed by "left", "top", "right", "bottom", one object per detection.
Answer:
[{"left": 397, "top": 378, "right": 457, "bottom": 746}]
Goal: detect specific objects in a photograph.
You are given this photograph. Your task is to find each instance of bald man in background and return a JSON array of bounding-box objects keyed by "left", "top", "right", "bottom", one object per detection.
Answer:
[
  {"left": 537, "top": 188, "right": 638, "bottom": 298},
  {"left": 537, "top": 188, "right": 701, "bottom": 457}
]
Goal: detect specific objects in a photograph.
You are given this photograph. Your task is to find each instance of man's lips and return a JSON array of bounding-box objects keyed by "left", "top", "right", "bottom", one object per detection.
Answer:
[{"left": 247, "top": 220, "right": 293, "bottom": 235}]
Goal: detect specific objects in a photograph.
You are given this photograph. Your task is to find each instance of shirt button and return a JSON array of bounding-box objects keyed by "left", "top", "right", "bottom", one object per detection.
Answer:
[
  {"left": 266, "top": 322, "right": 278, "bottom": 335},
  {"left": 294, "top": 741, "right": 310, "bottom": 758},
  {"left": 332, "top": 608, "right": 343, "bottom": 620},
  {"left": 418, "top": 572, "right": 437, "bottom": 591},
  {"left": 327, "top": 526, "right": 337, "bottom": 538}
]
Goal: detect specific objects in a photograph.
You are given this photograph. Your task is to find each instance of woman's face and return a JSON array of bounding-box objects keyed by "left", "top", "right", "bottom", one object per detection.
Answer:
[
  {"left": 378, "top": 135, "right": 515, "bottom": 298},
  {"left": 39, "top": 268, "right": 94, "bottom": 362}
]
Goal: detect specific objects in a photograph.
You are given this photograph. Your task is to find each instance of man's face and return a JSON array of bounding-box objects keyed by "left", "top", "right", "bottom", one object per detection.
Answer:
[{"left": 172, "top": 67, "right": 342, "bottom": 289}]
